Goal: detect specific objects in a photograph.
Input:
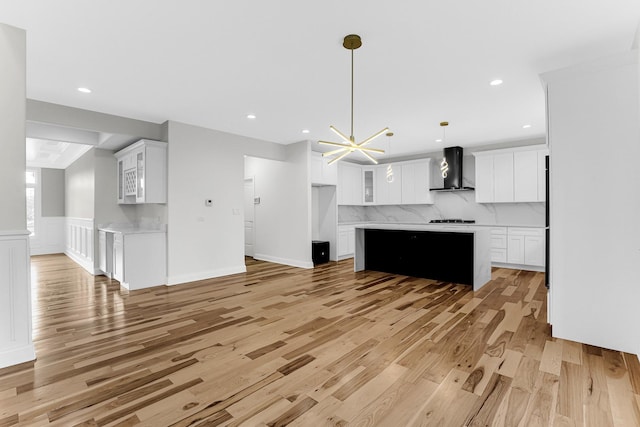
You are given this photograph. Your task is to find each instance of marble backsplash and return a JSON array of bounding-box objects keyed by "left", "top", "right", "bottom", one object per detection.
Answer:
[{"left": 338, "top": 190, "right": 545, "bottom": 226}]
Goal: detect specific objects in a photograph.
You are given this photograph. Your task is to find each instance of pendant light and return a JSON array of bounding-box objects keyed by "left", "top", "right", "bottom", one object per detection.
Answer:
[
  {"left": 385, "top": 132, "right": 394, "bottom": 183},
  {"left": 440, "top": 121, "right": 449, "bottom": 178},
  {"left": 319, "top": 34, "right": 389, "bottom": 165}
]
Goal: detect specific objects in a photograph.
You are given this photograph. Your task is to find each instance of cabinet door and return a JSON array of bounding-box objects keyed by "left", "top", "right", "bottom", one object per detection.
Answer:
[
  {"left": 98, "top": 231, "right": 107, "bottom": 273},
  {"left": 507, "top": 234, "right": 525, "bottom": 264},
  {"left": 135, "top": 149, "right": 145, "bottom": 203},
  {"left": 311, "top": 152, "right": 324, "bottom": 184},
  {"left": 493, "top": 153, "right": 514, "bottom": 202},
  {"left": 386, "top": 164, "right": 402, "bottom": 204},
  {"left": 322, "top": 159, "right": 338, "bottom": 185},
  {"left": 362, "top": 169, "right": 375, "bottom": 204},
  {"left": 412, "top": 160, "right": 432, "bottom": 204},
  {"left": 514, "top": 151, "right": 538, "bottom": 202},
  {"left": 375, "top": 166, "right": 390, "bottom": 205},
  {"left": 113, "top": 233, "right": 124, "bottom": 282},
  {"left": 524, "top": 235, "right": 544, "bottom": 266},
  {"left": 474, "top": 155, "right": 494, "bottom": 203},
  {"left": 338, "top": 231, "right": 349, "bottom": 256},
  {"left": 401, "top": 163, "right": 416, "bottom": 204}
]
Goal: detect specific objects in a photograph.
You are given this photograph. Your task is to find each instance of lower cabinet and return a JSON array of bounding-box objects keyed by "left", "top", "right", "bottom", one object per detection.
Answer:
[
  {"left": 99, "top": 229, "right": 167, "bottom": 290},
  {"left": 490, "top": 226, "right": 545, "bottom": 269},
  {"left": 337, "top": 225, "right": 356, "bottom": 258}
]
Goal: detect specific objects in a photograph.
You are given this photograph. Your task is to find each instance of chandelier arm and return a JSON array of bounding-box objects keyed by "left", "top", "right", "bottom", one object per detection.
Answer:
[
  {"left": 358, "top": 149, "right": 379, "bottom": 164},
  {"left": 327, "top": 150, "right": 353, "bottom": 165},
  {"left": 322, "top": 147, "right": 349, "bottom": 157},
  {"left": 318, "top": 140, "right": 352, "bottom": 148},
  {"left": 356, "top": 127, "right": 390, "bottom": 148},
  {"left": 356, "top": 146, "right": 385, "bottom": 154},
  {"left": 329, "top": 126, "right": 352, "bottom": 144}
]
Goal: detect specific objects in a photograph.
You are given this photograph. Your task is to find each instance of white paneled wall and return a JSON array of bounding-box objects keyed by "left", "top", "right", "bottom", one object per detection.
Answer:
[
  {"left": 65, "top": 217, "right": 96, "bottom": 274},
  {"left": 30, "top": 217, "right": 65, "bottom": 256},
  {"left": 0, "top": 232, "right": 35, "bottom": 368}
]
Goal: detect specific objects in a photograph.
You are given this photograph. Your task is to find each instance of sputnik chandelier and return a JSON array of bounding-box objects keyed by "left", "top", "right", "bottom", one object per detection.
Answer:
[{"left": 319, "top": 34, "right": 389, "bottom": 165}]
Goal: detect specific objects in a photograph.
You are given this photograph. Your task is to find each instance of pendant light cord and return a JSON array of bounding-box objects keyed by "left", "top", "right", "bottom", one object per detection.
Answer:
[{"left": 350, "top": 47, "right": 354, "bottom": 141}]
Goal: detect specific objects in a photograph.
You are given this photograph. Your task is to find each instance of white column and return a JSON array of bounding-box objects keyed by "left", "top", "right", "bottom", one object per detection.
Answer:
[{"left": 0, "top": 23, "right": 35, "bottom": 368}]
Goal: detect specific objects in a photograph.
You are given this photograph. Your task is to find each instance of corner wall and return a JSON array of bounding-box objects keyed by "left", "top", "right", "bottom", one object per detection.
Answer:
[
  {"left": 0, "top": 23, "right": 35, "bottom": 368},
  {"left": 166, "top": 121, "right": 290, "bottom": 285}
]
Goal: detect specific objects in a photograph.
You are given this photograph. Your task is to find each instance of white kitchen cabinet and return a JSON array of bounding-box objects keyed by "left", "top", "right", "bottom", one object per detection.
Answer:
[
  {"left": 473, "top": 145, "right": 548, "bottom": 203},
  {"left": 376, "top": 164, "right": 402, "bottom": 205},
  {"left": 474, "top": 155, "right": 494, "bottom": 203},
  {"left": 311, "top": 151, "right": 338, "bottom": 186},
  {"left": 337, "top": 225, "right": 356, "bottom": 258},
  {"left": 493, "top": 153, "right": 514, "bottom": 202},
  {"left": 490, "top": 227, "right": 507, "bottom": 263},
  {"left": 362, "top": 168, "right": 376, "bottom": 204},
  {"left": 401, "top": 160, "right": 433, "bottom": 204},
  {"left": 507, "top": 227, "right": 545, "bottom": 267},
  {"left": 100, "top": 228, "right": 167, "bottom": 290},
  {"left": 514, "top": 150, "right": 538, "bottom": 202},
  {"left": 114, "top": 139, "right": 167, "bottom": 204},
  {"left": 337, "top": 162, "right": 363, "bottom": 205}
]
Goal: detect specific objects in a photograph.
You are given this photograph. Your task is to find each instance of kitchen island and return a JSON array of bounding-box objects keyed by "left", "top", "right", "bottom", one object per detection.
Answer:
[{"left": 354, "top": 224, "right": 491, "bottom": 290}]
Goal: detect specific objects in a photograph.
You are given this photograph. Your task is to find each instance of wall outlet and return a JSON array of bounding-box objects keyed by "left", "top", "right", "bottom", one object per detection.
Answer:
[
  {"left": 205, "top": 199, "right": 213, "bottom": 207},
  {"left": 254, "top": 197, "right": 261, "bottom": 205}
]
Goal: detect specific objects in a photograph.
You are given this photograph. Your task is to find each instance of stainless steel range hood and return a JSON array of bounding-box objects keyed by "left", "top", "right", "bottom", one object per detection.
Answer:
[{"left": 430, "top": 146, "right": 474, "bottom": 192}]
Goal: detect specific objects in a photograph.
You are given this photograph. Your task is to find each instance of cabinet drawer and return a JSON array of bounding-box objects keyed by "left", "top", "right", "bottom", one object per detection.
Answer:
[
  {"left": 491, "top": 248, "right": 507, "bottom": 263},
  {"left": 490, "top": 227, "right": 507, "bottom": 235},
  {"left": 491, "top": 234, "right": 508, "bottom": 249},
  {"left": 508, "top": 227, "right": 544, "bottom": 237}
]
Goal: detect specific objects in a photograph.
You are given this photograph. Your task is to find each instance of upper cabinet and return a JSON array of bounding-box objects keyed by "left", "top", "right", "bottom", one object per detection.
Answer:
[
  {"left": 401, "top": 159, "right": 433, "bottom": 205},
  {"left": 473, "top": 145, "right": 548, "bottom": 203},
  {"left": 311, "top": 152, "right": 338, "bottom": 186},
  {"left": 336, "top": 159, "right": 433, "bottom": 206},
  {"left": 337, "top": 162, "right": 363, "bottom": 205},
  {"left": 115, "top": 139, "right": 168, "bottom": 204}
]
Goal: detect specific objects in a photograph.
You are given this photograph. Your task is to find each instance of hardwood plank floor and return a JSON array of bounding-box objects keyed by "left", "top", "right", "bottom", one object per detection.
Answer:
[{"left": 1, "top": 254, "right": 639, "bottom": 426}]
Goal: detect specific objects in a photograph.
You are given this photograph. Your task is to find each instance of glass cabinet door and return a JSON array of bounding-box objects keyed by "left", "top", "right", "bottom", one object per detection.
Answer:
[{"left": 363, "top": 169, "right": 374, "bottom": 203}]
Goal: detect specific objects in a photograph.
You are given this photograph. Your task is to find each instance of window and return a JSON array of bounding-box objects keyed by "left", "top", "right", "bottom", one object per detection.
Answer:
[{"left": 26, "top": 169, "right": 37, "bottom": 236}]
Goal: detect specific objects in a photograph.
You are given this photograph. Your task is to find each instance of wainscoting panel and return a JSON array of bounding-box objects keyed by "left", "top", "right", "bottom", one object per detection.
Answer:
[
  {"left": 65, "top": 217, "right": 96, "bottom": 274},
  {"left": 30, "top": 217, "right": 65, "bottom": 256},
  {"left": 0, "top": 231, "right": 35, "bottom": 368}
]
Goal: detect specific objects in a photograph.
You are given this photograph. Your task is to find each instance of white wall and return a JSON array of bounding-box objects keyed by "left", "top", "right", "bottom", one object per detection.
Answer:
[
  {"left": 166, "top": 121, "right": 290, "bottom": 285},
  {"left": 542, "top": 51, "right": 640, "bottom": 354},
  {"left": 0, "top": 24, "right": 26, "bottom": 230},
  {"left": 65, "top": 148, "right": 95, "bottom": 219},
  {"left": 245, "top": 142, "right": 313, "bottom": 268},
  {"left": 0, "top": 23, "right": 35, "bottom": 368}
]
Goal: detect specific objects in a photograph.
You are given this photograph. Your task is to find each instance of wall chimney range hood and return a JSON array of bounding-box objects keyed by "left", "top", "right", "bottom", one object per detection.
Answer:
[{"left": 430, "top": 146, "right": 474, "bottom": 192}]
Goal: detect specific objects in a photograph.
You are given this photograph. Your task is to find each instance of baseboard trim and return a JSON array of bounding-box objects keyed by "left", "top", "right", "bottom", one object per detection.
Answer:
[
  {"left": 253, "top": 253, "right": 314, "bottom": 269},
  {"left": 64, "top": 250, "right": 95, "bottom": 275},
  {"left": 167, "top": 265, "right": 247, "bottom": 286},
  {"left": 492, "top": 262, "right": 544, "bottom": 272},
  {"left": 0, "top": 344, "right": 36, "bottom": 370}
]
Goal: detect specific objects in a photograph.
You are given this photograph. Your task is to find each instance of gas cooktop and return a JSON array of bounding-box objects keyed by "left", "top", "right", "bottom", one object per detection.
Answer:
[{"left": 429, "top": 219, "right": 476, "bottom": 224}]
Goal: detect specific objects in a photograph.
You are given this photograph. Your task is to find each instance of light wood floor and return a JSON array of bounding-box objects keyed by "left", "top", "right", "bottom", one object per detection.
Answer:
[{"left": 1, "top": 255, "right": 639, "bottom": 426}]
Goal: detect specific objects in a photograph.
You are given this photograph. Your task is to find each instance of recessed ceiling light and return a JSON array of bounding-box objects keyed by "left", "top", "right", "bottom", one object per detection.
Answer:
[
  {"left": 522, "top": 124, "right": 532, "bottom": 129},
  {"left": 246, "top": 114, "right": 256, "bottom": 119},
  {"left": 435, "top": 139, "right": 442, "bottom": 143},
  {"left": 302, "top": 129, "right": 310, "bottom": 134},
  {"left": 489, "top": 79, "right": 503, "bottom": 86},
  {"left": 77, "top": 87, "right": 92, "bottom": 93}
]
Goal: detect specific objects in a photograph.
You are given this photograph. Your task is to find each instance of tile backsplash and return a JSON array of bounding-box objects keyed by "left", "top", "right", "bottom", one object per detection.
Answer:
[{"left": 338, "top": 190, "right": 544, "bottom": 226}]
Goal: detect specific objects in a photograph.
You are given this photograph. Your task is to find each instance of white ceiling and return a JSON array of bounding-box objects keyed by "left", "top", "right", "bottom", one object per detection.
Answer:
[{"left": 2, "top": 0, "right": 639, "bottom": 161}]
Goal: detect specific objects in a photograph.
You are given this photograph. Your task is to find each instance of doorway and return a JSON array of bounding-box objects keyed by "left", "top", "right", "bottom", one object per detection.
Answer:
[{"left": 244, "top": 177, "right": 255, "bottom": 257}]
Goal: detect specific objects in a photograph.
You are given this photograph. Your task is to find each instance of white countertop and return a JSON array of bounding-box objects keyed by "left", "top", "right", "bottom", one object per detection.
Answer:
[
  {"left": 339, "top": 221, "right": 544, "bottom": 228},
  {"left": 98, "top": 225, "right": 166, "bottom": 235}
]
